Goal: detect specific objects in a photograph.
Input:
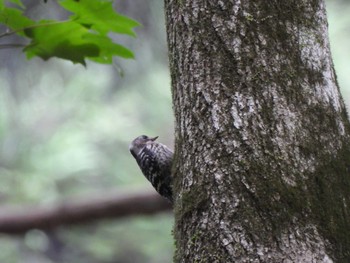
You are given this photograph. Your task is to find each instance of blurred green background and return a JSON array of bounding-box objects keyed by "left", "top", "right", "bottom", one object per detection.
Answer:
[{"left": 0, "top": 1, "right": 349, "bottom": 262}]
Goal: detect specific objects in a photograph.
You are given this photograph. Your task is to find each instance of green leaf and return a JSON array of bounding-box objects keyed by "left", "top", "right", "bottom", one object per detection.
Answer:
[
  {"left": 59, "top": 0, "right": 140, "bottom": 36},
  {"left": 24, "top": 21, "right": 99, "bottom": 65},
  {"left": 83, "top": 34, "right": 134, "bottom": 63},
  {"left": 0, "top": 7, "right": 35, "bottom": 33},
  {"left": 23, "top": 20, "right": 133, "bottom": 65}
]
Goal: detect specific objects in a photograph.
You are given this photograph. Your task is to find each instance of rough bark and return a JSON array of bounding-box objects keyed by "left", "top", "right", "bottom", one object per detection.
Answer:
[
  {"left": 0, "top": 191, "right": 171, "bottom": 235},
  {"left": 164, "top": 0, "right": 350, "bottom": 262}
]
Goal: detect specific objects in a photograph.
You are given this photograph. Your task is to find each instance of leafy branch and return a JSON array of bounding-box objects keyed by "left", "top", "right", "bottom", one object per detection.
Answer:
[{"left": 0, "top": 0, "right": 140, "bottom": 65}]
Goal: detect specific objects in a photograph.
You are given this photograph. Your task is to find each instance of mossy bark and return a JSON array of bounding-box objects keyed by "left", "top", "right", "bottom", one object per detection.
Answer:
[{"left": 164, "top": 0, "right": 350, "bottom": 262}]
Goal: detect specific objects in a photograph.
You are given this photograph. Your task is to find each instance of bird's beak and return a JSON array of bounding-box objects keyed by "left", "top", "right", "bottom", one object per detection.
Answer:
[{"left": 150, "top": 136, "right": 159, "bottom": 141}]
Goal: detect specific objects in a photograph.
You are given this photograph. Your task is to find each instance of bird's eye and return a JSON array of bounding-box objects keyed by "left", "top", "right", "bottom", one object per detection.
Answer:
[{"left": 140, "top": 135, "right": 148, "bottom": 140}]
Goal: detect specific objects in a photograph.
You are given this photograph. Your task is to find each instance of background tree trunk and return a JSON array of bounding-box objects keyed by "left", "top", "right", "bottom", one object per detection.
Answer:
[{"left": 165, "top": 0, "right": 350, "bottom": 262}]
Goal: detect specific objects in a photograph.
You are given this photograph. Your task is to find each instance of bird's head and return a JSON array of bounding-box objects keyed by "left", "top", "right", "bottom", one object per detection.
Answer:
[{"left": 129, "top": 135, "right": 158, "bottom": 156}]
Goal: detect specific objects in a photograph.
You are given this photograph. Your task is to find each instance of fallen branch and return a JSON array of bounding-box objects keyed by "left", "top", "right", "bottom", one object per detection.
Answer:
[{"left": 0, "top": 190, "right": 172, "bottom": 235}]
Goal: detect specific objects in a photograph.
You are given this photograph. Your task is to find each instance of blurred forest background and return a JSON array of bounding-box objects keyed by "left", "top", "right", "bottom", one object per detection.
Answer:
[{"left": 0, "top": 1, "right": 349, "bottom": 262}]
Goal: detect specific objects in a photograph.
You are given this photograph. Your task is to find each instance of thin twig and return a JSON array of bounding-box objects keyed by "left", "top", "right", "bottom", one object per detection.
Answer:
[
  {"left": 0, "top": 19, "right": 72, "bottom": 39},
  {"left": 0, "top": 43, "right": 26, "bottom": 49}
]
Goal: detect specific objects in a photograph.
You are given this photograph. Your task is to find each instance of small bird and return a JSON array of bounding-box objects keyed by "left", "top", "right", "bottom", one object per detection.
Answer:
[{"left": 129, "top": 135, "right": 173, "bottom": 203}]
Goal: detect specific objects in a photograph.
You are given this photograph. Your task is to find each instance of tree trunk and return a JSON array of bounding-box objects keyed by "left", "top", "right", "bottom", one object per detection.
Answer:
[{"left": 164, "top": 0, "right": 350, "bottom": 262}]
